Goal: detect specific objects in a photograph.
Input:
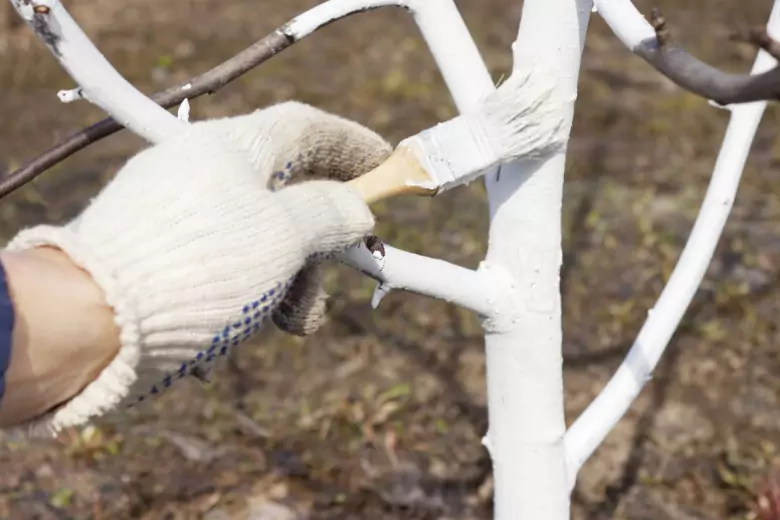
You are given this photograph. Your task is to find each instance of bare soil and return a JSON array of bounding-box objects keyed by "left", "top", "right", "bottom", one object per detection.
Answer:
[{"left": 1, "top": 1, "right": 780, "bottom": 518}]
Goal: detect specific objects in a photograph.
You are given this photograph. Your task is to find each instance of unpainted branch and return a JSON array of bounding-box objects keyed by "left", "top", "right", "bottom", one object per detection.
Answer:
[{"left": 633, "top": 8, "right": 780, "bottom": 106}]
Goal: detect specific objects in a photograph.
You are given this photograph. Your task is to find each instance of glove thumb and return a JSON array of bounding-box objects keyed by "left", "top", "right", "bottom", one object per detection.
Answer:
[{"left": 274, "top": 180, "right": 375, "bottom": 258}]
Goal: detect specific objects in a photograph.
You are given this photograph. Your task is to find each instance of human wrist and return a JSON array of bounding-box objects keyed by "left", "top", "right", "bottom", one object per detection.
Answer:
[
  {"left": 2, "top": 203, "right": 300, "bottom": 434},
  {"left": 0, "top": 246, "right": 120, "bottom": 430}
]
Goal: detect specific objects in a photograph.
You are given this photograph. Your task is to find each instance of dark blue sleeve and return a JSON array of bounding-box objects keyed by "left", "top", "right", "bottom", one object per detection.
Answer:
[{"left": 0, "top": 257, "right": 14, "bottom": 407}]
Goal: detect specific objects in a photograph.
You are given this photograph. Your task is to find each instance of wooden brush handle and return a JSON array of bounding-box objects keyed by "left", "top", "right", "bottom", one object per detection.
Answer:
[{"left": 347, "top": 146, "right": 437, "bottom": 204}]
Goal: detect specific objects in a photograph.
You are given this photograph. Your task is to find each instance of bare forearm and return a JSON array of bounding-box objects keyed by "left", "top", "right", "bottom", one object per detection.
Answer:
[{"left": 0, "top": 247, "right": 120, "bottom": 428}]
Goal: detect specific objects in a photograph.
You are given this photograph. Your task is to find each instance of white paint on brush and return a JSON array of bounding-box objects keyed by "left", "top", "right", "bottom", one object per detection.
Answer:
[
  {"left": 400, "top": 115, "right": 497, "bottom": 193},
  {"left": 400, "top": 70, "right": 569, "bottom": 193}
]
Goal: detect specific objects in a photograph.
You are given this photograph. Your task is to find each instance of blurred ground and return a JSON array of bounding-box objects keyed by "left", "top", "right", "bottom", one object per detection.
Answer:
[{"left": 1, "top": 0, "right": 780, "bottom": 518}]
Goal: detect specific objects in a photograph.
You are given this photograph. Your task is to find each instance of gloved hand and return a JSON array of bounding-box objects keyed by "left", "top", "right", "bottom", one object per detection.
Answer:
[{"left": 5, "top": 101, "right": 391, "bottom": 436}]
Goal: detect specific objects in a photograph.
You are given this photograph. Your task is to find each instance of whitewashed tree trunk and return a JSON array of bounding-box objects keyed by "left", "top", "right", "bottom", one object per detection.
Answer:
[
  {"left": 477, "top": 1, "right": 591, "bottom": 517},
  {"left": 8, "top": 0, "right": 780, "bottom": 518}
]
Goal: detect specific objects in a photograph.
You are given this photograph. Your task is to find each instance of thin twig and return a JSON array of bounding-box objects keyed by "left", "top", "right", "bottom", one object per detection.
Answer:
[
  {"left": 630, "top": 8, "right": 780, "bottom": 106},
  {"left": 650, "top": 7, "right": 670, "bottom": 47},
  {"left": 0, "top": 29, "right": 293, "bottom": 198}
]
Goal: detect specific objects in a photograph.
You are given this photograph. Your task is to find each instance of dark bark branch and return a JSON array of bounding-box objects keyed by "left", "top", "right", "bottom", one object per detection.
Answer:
[
  {"left": 0, "top": 30, "right": 293, "bottom": 198},
  {"left": 632, "top": 8, "right": 780, "bottom": 106}
]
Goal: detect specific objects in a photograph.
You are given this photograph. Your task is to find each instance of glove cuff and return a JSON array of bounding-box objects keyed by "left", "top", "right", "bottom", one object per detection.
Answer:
[
  {"left": 6, "top": 221, "right": 302, "bottom": 436},
  {"left": 6, "top": 225, "right": 144, "bottom": 437}
]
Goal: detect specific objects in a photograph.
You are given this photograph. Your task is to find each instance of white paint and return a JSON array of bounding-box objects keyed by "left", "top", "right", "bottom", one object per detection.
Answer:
[
  {"left": 177, "top": 98, "right": 191, "bottom": 122},
  {"left": 480, "top": 70, "right": 574, "bottom": 161},
  {"left": 402, "top": 70, "right": 571, "bottom": 193},
  {"left": 280, "top": 0, "right": 536, "bottom": 342},
  {"left": 408, "top": 0, "right": 582, "bottom": 516},
  {"left": 340, "top": 242, "right": 495, "bottom": 318},
  {"left": 57, "top": 87, "right": 83, "bottom": 103},
  {"left": 407, "top": 0, "right": 504, "bottom": 189},
  {"left": 564, "top": 0, "right": 780, "bottom": 483},
  {"left": 476, "top": 0, "right": 593, "bottom": 516},
  {"left": 399, "top": 114, "right": 498, "bottom": 193},
  {"left": 593, "top": 0, "right": 655, "bottom": 50},
  {"left": 11, "top": 0, "right": 183, "bottom": 143},
  {"left": 371, "top": 283, "right": 391, "bottom": 308},
  {"left": 285, "top": 0, "right": 409, "bottom": 40},
  {"left": 408, "top": 0, "right": 495, "bottom": 112}
]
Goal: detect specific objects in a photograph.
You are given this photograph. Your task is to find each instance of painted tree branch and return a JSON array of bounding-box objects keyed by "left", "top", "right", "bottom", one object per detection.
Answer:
[
  {"left": 565, "top": 0, "right": 780, "bottom": 482},
  {"left": 405, "top": 0, "right": 495, "bottom": 112},
  {"left": 340, "top": 242, "right": 496, "bottom": 317},
  {"left": 8, "top": 0, "right": 184, "bottom": 143},
  {"left": 1, "top": 0, "right": 408, "bottom": 198},
  {"left": 594, "top": 0, "right": 780, "bottom": 105}
]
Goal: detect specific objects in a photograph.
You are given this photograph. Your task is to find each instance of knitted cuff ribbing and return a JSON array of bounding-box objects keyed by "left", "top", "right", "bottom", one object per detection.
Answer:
[{"left": 5, "top": 225, "right": 142, "bottom": 437}]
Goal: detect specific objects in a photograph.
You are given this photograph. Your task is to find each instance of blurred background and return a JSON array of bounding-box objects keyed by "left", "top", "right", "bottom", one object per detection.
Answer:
[{"left": 2, "top": 0, "right": 780, "bottom": 518}]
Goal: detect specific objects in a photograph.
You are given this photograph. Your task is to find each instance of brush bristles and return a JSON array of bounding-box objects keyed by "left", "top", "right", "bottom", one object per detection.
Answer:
[
  {"left": 399, "top": 69, "right": 571, "bottom": 194},
  {"left": 481, "top": 70, "right": 570, "bottom": 161}
]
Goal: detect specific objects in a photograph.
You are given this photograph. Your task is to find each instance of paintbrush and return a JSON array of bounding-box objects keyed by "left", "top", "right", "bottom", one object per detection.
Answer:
[{"left": 347, "top": 72, "right": 570, "bottom": 204}]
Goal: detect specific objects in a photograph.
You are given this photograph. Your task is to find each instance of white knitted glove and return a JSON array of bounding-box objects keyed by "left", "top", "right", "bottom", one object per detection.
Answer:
[{"left": 5, "top": 102, "right": 391, "bottom": 436}]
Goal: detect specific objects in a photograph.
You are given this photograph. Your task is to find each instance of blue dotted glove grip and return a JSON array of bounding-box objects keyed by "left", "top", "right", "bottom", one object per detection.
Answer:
[{"left": 131, "top": 277, "right": 293, "bottom": 404}]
